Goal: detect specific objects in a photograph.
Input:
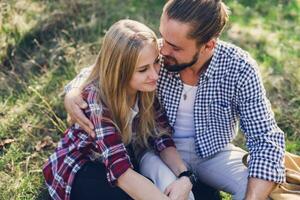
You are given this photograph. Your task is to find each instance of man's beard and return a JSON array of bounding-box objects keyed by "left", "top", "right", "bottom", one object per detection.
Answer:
[{"left": 163, "top": 52, "right": 199, "bottom": 72}]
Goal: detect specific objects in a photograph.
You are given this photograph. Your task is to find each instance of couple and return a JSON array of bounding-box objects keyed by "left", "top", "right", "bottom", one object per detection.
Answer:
[{"left": 43, "top": 0, "right": 285, "bottom": 200}]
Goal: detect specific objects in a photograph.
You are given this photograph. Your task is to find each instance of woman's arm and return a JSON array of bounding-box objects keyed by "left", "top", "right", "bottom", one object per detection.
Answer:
[
  {"left": 117, "top": 168, "right": 170, "bottom": 200},
  {"left": 82, "top": 85, "right": 169, "bottom": 199}
]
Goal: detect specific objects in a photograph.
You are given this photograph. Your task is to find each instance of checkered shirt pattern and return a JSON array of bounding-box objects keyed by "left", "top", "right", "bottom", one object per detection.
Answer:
[
  {"left": 64, "top": 40, "right": 285, "bottom": 183},
  {"left": 44, "top": 84, "right": 175, "bottom": 200},
  {"left": 157, "top": 40, "right": 285, "bottom": 183}
]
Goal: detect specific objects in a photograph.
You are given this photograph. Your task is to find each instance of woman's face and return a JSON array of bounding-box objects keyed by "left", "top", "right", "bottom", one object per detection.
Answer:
[{"left": 128, "top": 42, "right": 160, "bottom": 95}]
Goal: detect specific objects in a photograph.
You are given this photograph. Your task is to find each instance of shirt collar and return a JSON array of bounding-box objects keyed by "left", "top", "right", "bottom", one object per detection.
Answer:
[{"left": 203, "top": 40, "right": 221, "bottom": 80}]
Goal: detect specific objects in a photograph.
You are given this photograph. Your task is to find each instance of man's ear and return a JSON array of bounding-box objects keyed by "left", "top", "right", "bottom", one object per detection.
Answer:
[{"left": 204, "top": 38, "right": 217, "bottom": 52}]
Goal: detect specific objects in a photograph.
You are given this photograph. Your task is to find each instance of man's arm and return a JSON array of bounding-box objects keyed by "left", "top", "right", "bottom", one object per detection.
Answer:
[
  {"left": 160, "top": 147, "right": 193, "bottom": 200},
  {"left": 64, "top": 88, "right": 95, "bottom": 137},
  {"left": 237, "top": 61, "right": 285, "bottom": 199},
  {"left": 152, "top": 99, "right": 193, "bottom": 200},
  {"left": 64, "top": 66, "right": 92, "bottom": 93},
  {"left": 245, "top": 178, "right": 276, "bottom": 200},
  {"left": 160, "top": 147, "right": 187, "bottom": 176},
  {"left": 64, "top": 66, "right": 95, "bottom": 136}
]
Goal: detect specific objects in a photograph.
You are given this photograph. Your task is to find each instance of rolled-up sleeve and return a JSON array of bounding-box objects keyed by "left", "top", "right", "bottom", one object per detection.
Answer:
[
  {"left": 153, "top": 135, "right": 175, "bottom": 153},
  {"left": 238, "top": 62, "right": 285, "bottom": 183},
  {"left": 82, "top": 85, "right": 132, "bottom": 186},
  {"left": 64, "top": 66, "right": 92, "bottom": 93},
  {"left": 152, "top": 98, "right": 175, "bottom": 153}
]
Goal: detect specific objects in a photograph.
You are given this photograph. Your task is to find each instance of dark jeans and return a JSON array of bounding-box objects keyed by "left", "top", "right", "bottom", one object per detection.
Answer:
[
  {"left": 193, "top": 181, "right": 221, "bottom": 200},
  {"left": 70, "top": 161, "right": 132, "bottom": 200},
  {"left": 70, "top": 161, "right": 221, "bottom": 200}
]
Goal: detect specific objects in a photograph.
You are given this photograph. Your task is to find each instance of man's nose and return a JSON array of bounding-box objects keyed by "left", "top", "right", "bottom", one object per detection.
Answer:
[{"left": 159, "top": 41, "right": 171, "bottom": 56}]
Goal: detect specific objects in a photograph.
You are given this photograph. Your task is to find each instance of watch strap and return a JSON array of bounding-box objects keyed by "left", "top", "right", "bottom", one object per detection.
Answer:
[{"left": 178, "top": 170, "right": 197, "bottom": 185}]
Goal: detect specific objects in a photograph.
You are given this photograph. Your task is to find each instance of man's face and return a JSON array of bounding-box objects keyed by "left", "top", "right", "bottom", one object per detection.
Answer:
[{"left": 159, "top": 12, "right": 200, "bottom": 72}]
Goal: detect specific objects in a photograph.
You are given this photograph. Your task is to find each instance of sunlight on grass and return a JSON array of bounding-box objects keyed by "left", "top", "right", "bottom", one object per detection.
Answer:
[{"left": 0, "top": 0, "right": 299, "bottom": 199}]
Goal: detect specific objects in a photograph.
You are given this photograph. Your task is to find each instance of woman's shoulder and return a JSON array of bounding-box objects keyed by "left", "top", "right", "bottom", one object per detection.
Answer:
[
  {"left": 81, "top": 83, "right": 111, "bottom": 119},
  {"left": 81, "top": 82, "right": 99, "bottom": 102}
]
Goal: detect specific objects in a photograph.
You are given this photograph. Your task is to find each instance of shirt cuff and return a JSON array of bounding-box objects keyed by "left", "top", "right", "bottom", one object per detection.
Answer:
[
  {"left": 154, "top": 135, "right": 175, "bottom": 153},
  {"left": 106, "top": 154, "right": 133, "bottom": 186},
  {"left": 248, "top": 157, "right": 285, "bottom": 183}
]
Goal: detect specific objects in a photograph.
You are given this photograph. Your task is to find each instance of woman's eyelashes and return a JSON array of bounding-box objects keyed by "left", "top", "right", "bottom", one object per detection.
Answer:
[
  {"left": 138, "top": 65, "right": 149, "bottom": 73},
  {"left": 138, "top": 57, "right": 160, "bottom": 73}
]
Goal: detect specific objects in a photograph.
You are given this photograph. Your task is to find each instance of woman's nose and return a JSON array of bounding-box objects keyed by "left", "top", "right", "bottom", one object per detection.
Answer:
[{"left": 149, "top": 66, "right": 159, "bottom": 80}]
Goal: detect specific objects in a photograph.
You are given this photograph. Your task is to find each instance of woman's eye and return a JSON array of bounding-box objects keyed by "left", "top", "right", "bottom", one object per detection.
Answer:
[{"left": 138, "top": 68, "right": 148, "bottom": 73}]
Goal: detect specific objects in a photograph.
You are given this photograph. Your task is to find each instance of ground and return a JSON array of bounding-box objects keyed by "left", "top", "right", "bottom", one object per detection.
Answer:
[{"left": 0, "top": 0, "right": 299, "bottom": 199}]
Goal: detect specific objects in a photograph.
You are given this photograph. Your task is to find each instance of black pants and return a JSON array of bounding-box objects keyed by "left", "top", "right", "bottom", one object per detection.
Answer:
[
  {"left": 70, "top": 161, "right": 221, "bottom": 200},
  {"left": 70, "top": 161, "right": 132, "bottom": 200},
  {"left": 192, "top": 181, "right": 221, "bottom": 200}
]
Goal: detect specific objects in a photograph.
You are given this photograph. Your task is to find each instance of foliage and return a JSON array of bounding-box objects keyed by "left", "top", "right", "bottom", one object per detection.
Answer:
[{"left": 0, "top": 0, "right": 299, "bottom": 199}]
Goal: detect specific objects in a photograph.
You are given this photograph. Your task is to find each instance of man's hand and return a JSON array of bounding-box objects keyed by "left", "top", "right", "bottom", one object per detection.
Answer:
[
  {"left": 164, "top": 177, "right": 193, "bottom": 200},
  {"left": 245, "top": 178, "right": 276, "bottom": 200},
  {"left": 64, "top": 88, "right": 95, "bottom": 137}
]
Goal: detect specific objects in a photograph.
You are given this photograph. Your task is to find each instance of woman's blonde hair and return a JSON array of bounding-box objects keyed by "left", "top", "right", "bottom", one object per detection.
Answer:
[{"left": 82, "top": 19, "right": 167, "bottom": 149}]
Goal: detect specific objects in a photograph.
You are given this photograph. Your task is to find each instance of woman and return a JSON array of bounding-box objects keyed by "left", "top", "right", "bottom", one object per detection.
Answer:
[{"left": 43, "top": 19, "right": 192, "bottom": 200}]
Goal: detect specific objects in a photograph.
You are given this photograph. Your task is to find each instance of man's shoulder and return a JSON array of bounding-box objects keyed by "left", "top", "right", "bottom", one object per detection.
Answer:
[
  {"left": 217, "top": 41, "right": 249, "bottom": 61},
  {"left": 216, "top": 40, "right": 259, "bottom": 73}
]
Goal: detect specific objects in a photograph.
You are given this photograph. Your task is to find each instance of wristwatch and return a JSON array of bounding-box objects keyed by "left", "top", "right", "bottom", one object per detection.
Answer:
[{"left": 178, "top": 170, "right": 197, "bottom": 185}]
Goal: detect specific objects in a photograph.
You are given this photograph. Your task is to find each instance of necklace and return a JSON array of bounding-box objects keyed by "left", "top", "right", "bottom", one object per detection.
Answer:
[
  {"left": 181, "top": 57, "right": 212, "bottom": 100},
  {"left": 182, "top": 85, "right": 196, "bottom": 100}
]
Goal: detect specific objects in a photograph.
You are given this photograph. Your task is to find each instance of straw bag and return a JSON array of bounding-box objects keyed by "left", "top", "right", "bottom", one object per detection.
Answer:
[{"left": 242, "top": 152, "right": 300, "bottom": 200}]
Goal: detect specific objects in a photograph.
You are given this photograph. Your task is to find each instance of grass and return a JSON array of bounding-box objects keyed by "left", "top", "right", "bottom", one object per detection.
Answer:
[{"left": 0, "top": 0, "right": 299, "bottom": 199}]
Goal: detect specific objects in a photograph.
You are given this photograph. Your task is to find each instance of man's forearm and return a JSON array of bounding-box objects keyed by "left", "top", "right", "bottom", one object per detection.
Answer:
[
  {"left": 159, "top": 147, "right": 187, "bottom": 176},
  {"left": 245, "top": 177, "right": 276, "bottom": 200},
  {"left": 64, "top": 66, "right": 92, "bottom": 93}
]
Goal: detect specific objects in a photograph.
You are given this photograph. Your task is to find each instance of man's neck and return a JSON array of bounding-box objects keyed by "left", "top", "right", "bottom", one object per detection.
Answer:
[
  {"left": 192, "top": 50, "right": 214, "bottom": 75},
  {"left": 180, "top": 50, "right": 214, "bottom": 85}
]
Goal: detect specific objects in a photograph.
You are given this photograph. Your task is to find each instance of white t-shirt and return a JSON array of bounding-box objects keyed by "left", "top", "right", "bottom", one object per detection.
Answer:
[{"left": 173, "top": 83, "right": 197, "bottom": 138}]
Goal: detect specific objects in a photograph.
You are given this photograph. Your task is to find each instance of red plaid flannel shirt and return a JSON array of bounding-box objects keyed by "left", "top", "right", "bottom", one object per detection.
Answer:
[{"left": 43, "top": 84, "right": 175, "bottom": 200}]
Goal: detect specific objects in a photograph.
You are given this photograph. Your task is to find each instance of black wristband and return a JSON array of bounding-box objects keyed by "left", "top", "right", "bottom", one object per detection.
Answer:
[{"left": 178, "top": 170, "right": 197, "bottom": 185}]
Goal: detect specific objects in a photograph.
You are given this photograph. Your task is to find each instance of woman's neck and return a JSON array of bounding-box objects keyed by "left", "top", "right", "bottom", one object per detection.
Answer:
[{"left": 128, "top": 93, "right": 138, "bottom": 108}]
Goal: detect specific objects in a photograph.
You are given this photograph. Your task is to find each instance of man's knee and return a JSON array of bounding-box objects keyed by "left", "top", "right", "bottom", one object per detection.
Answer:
[
  {"left": 139, "top": 151, "right": 177, "bottom": 191},
  {"left": 231, "top": 176, "right": 247, "bottom": 200}
]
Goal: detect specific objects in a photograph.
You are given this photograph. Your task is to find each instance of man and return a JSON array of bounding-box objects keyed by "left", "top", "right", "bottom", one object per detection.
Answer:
[{"left": 64, "top": 0, "right": 285, "bottom": 199}]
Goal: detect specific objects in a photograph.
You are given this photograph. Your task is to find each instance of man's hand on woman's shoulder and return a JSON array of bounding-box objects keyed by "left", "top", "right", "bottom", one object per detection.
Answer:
[{"left": 64, "top": 87, "right": 95, "bottom": 138}]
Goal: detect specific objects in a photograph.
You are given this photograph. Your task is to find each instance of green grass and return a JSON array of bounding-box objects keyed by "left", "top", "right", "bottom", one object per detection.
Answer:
[{"left": 0, "top": 0, "right": 299, "bottom": 199}]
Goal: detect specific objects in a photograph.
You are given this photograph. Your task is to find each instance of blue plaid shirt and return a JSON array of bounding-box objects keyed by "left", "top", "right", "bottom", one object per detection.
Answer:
[{"left": 65, "top": 40, "right": 285, "bottom": 183}]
